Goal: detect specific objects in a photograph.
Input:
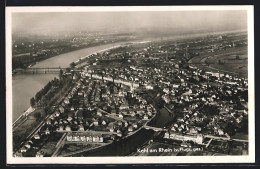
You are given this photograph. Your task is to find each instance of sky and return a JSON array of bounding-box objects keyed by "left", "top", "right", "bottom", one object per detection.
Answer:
[{"left": 12, "top": 10, "right": 247, "bottom": 35}]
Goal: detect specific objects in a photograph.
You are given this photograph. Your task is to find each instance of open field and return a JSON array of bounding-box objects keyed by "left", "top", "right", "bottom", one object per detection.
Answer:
[
  {"left": 38, "top": 133, "right": 64, "bottom": 157},
  {"left": 13, "top": 108, "right": 46, "bottom": 150},
  {"left": 58, "top": 143, "right": 101, "bottom": 157},
  {"left": 229, "top": 141, "right": 248, "bottom": 155},
  {"left": 13, "top": 79, "right": 73, "bottom": 151},
  {"left": 189, "top": 47, "right": 248, "bottom": 77},
  {"left": 205, "top": 50, "right": 247, "bottom": 76},
  {"left": 231, "top": 132, "right": 248, "bottom": 140}
]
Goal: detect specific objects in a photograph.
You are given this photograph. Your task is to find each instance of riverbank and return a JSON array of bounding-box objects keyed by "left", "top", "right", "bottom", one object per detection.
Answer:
[
  {"left": 62, "top": 107, "right": 171, "bottom": 157},
  {"left": 12, "top": 42, "right": 133, "bottom": 123},
  {"left": 12, "top": 74, "right": 57, "bottom": 122},
  {"left": 13, "top": 107, "right": 47, "bottom": 151},
  {"left": 12, "top": 40, "right": 154, "bottom": 123},
  {"left": 12, "top": 31, "right": 242, "bottom": 122},
  {"left": 11, "top": 31, "right": 248, "bottom": 157},
  {"left": 75, "top": 41, "right": 152, "bottom": 68},
  {"left": 12, "top": 40, "right": 157, "bottom": 154},
  {"left": 12, "top": 39, "right": 136, "bottom": 71},
  {"left": 13, "top": 77, "right": 73, "bottom": 152},
  {"left": 12, "top": 106, "right": 34, "bottom": 128},
  {"left": 70, "top": 128, "right": 155, "bottom": 157}
]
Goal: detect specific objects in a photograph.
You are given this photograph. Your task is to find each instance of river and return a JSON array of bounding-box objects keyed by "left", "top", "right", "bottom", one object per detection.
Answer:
[
  {"left": 12, "top": 37, "right": 176, "bottom": 122},
  {"left": 12, "top": 40, "right": 171, "bottom": 155},
  {"left": 12, "top": 41, "right": 135, "bottom": 122},
  {"left": 12, "top": 38, "right": 174, "bottom": 158},
  {"left": 12, "top": 32, "right": 233, "bottom": 122},
  {"left": 68, "top": 108, "right": 170, "bottom": 157},
  {"left": 12, "top": 74, "right": 57, "bottom": 122},
  {"left": 12, "top": 31, "right": 246, "bottom": 157}
]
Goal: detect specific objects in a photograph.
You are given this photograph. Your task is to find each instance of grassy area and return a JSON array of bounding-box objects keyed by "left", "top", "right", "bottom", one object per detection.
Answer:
[
  {"left": 231, "top": 132, "right": 248, "bottom": 140},
  {"left": 13, "top": 79, "right": 73, "bottom": 151},
  {"left": 189, "top": 47, "right": 248, "bottom": 77},
  {"left": 205, "top": 50, "right": 247, "bottom": 76},
  {"left": 209, "top": 64, "right": 247, "bottom": 76},
  {"left": 39, "top": 141, "right": 57, "bottom": 157},
  {"left": 48, "top": 80, "right": 73, "bottom": 106},
  {"left": 229, "top": 141, "right": 248, "bottom": 155},
  {"left": 38, "top": 132, "right": 64, "bottom": 157},
  {"left": 58, "top": 143, "right": 100, "bottom": 156},
  {"left": 13, "top": 108, "right": 46, "bottom": 150}
]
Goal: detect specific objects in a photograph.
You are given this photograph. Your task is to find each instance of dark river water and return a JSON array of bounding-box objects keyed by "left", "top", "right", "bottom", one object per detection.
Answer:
[
  {"left": 12, "top": 42, "right": 133, "bottom": 122},
  {"left": 12, "top": 40, "right": 171, "bottom": 157},
  {"left": 72, "top": 108, "right": 170, "bottom": 157}
]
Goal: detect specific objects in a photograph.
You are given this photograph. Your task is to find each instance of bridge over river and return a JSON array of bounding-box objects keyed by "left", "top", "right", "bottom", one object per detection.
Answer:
[{"left": 13, "top": 67, "right": 83, "bottom": 74}]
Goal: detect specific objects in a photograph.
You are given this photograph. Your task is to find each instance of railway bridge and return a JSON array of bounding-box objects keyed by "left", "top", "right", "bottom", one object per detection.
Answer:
[{"left": 13, "top": 67, "right": 83, "bottom": 74}]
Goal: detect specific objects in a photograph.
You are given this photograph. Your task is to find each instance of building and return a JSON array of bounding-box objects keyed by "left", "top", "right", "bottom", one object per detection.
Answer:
[
  {"left": 143, "top": 115, "right": 149, "bottom": 120},
  {"left": 65, "top": 125, "right": 71, "bottom": 131},
  {"left": 109, "top": 127, "right": 115, "bottom": 132},
  {"left": 78, "top": 125, "right": 85, "bottom": 131},
  {"left": 97, "top": 110, "right": 102, "bottom": 116},
  {"left": 102, "top": 120, "right": 107, "bottom": 125},
  {"left": 66, "top": 133, "right": 104, "bottom": 143},
  {"left": 45, "top": 128, "right": 50, "bottom": 135},
  {"left": 59, "top": 106, "right": 65, "bottom": 113},
  {"left": 145, "top": 84, "right": 154, "bottom": 90},
  {"left": 93, "top": 120, "right": 99, "bottom": 126},
  {"left": 25, "top": 143, "right": 31, "bottom": 149},
  {"left": 164, "top": 131, "right": 204, "bottom": 144},
  {"left": 14, "top": 152, "right": 23, "bottom": 157},
  {"left": 20, "top": 147, "right": 27, "bottom": 153},
  {"left": 36, "top": 151, "right": 44, "bottom": 157},
  {"left": 119, "top": 103, "right": 129, "bottom": 110},
  {"left": 34, "top": 134, "right": 40, "bottom": 140},
  {"left": 118, "top": 114, "right": 124, "bottom": 119},
  {"left": 128, "top": 126, "right": 133, "bottom": 132}
]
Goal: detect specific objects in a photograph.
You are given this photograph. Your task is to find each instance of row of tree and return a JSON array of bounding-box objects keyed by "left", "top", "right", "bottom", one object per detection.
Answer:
[{"left": 30, "top": 77, "right": 61, "bottom": 107}]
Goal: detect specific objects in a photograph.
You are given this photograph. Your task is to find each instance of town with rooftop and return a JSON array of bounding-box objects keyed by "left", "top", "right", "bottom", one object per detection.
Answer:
[{"left": 12, "top": 31, "right": 249, "bottom": 157}]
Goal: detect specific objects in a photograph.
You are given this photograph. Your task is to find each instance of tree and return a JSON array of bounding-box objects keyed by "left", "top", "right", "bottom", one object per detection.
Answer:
[
  {"left": 44, "top": 107, "right": 50, "bottom": 114},
  {"left": 34, "top": 112, "right": 42, "bottom": 121},
  {"left": 65, "top": 67, "right": 71, "bottom": 72},
  {"left": 35, "top": 92, "right": 41, "bottom": 102},
  {"left": 30, "top": 97, "right": 35, "bottom": 107},
  {"left": 70, "top": 62, "right": 76, "bottom": 68},
  {"left": 59, "top": 69, "right": 63, "bottom": 80}
]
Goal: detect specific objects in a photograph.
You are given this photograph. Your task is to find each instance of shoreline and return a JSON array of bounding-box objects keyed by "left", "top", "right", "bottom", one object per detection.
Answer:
[
  {"left": 13, "top": 40, "right": 152, "bottom": 124},
  {"left": 12, "top": 106, "right": 35, "bottom": 127},
  {"left": 11, "top": 30, "right": 249, "bottom": 157},
  {"left": 12, "top": 30, "right": 246, "bottom": 124},
  {"left": 74, "top": 41, "right": 152, "bottom": 67}
]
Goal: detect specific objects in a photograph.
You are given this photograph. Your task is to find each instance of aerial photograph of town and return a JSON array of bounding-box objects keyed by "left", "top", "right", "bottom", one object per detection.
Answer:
[{"left": 7, "top": 6, "right": 253, "bottom": 161}]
